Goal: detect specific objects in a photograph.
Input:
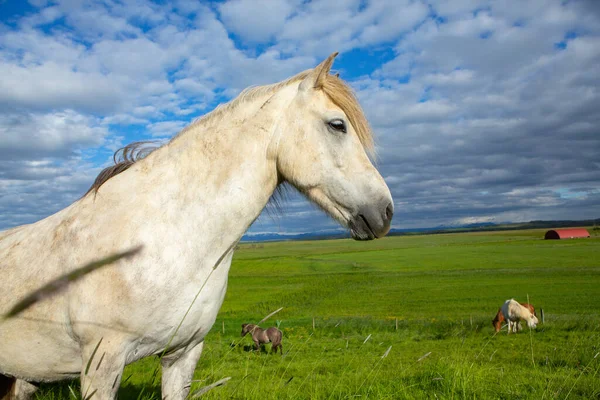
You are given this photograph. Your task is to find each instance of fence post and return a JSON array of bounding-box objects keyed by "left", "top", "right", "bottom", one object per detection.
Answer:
[
  {"left": 395, "top": 318, "right": 398, "bottom": 331},
  {"left": 541, "top": 308, "right": 545, "bottom": 324}
]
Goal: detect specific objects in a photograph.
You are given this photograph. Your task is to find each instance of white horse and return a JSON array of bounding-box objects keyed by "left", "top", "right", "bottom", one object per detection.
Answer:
[
  {"left": 0, "top": 53, "right": 393, "bottom": 400},
  {"left": 501, "top": 299, "right": 538, "bottom": 334}
]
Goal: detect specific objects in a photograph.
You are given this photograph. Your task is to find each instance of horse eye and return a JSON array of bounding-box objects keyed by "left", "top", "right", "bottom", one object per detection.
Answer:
[{"left": 327, "top": 119, "right": 347, "bottom": 134}]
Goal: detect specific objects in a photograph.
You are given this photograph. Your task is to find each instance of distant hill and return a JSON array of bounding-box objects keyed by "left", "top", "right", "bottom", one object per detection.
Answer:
[
  {"left": 241, "top": 230, "right": 348, "bottom": 242},
  {"left": 391, "top": 218, "right": 599, "bottom": 236},
  {"left": 241, "top": 218, "right": 600, "bottom": 242}
]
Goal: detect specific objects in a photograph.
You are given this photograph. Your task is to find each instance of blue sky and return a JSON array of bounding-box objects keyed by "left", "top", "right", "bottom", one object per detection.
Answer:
[{"left": 1, "top": 0, "right": 599, "bottom": 236}]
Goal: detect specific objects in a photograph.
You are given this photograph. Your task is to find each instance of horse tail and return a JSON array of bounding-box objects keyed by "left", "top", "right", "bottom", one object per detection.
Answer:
[{"left": 273, "top": 329, "right": 283, "bottom": 355}]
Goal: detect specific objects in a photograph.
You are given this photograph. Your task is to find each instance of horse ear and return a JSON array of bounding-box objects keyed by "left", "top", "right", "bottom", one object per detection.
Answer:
[{"left": 299, "top": 52, "right": 339, "bottom": 91}]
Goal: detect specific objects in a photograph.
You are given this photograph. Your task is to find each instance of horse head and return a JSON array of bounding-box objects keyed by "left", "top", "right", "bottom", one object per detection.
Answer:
[{"left": 269, "top": 53, "right": 393, "bottom": 240}]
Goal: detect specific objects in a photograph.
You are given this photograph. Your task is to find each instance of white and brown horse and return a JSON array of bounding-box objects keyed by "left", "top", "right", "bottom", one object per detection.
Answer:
[
  {"left": 0, "top": 53, "right": 393, "bottom": 400},
  {"left": 492, "top": 302, "right": 536, "bottom": 333},
  {"left": 500, "top": 299, "right": 539, "bottom": 334}
]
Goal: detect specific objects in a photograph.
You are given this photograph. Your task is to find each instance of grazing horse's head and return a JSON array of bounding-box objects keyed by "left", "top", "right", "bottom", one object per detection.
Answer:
[
  {"left": 492, "top": 309, "right": 503, "bottom": 332},
  {"left": 270, "top": 52, "right": 393, "bottom": 240},
  {"left": 241, "top": 323, "right": 256, "bottom": 337},
  {"left": 527, "top": 314, "right": 539, "bottom": 329}
]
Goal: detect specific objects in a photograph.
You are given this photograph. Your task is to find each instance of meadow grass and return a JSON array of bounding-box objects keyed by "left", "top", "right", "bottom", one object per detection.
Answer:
[{"left": 36, "top": 228, "right": 600, "bottom": 399}]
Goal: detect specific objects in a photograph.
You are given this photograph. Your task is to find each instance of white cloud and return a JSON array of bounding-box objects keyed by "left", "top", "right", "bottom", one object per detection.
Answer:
[
  {"left": 86, "top": 37, "right": 180, "bottom": 78},
  {"left": 0, "top": 159, "right": 101, "bottom": 228},
  {"left": 274, "top": 0, "right": 429, "bottom": 56},
  {"left": 58, "top": 2, "right": 143, "bottom": 40},
  {"left": 102, "top": 114, "right": 149, "bottom": 126},
  {"left": 0, "top": 110, "right": 111, "bottom": 229},
  {"left": 0, "top": 62, "right": 124, "bottom": 113},
  {"left": 454, "top": 216, "right": 496, "bottom": 225},
  {"left": 218, "top": 0, "right": 298, "bottom": 43},
  {"left": 0, "top": 110, "right": 107, "bottom": 158},
  {"left": 357, "top": 1, "right": 430, "bottom": 45},
  {"left": 173, "top": 78, "right": 215, "bottom": 97},
  {"left": 146, "top": 120, "right": 188, "bottom": 137}
]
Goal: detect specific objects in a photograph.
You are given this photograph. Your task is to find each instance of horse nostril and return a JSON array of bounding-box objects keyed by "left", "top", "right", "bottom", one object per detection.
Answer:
[{"left": 385, "top": 203, "right": 394, "bottom": 221}]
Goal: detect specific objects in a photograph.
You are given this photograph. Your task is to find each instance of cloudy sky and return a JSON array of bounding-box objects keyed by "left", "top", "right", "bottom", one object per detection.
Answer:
[{"left": 1, "top": 0, "right": 599, "bottom": 236}]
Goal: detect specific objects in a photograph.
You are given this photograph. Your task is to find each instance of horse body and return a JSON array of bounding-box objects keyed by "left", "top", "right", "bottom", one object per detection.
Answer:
[
  {"left": 241, "top": 324, "right": 283, "bottom": 354},
  {"left": 1, "top": 86, "right": 285, "bottom": 396},
  {"left": 0, "top": 115, "right": 264, "bottom": 388},
  {"left": 0, "top": 53, "right": 393, "bottom": 399},
  {"left": 492, "top": 303, "right": 535, "bottom": 332},
  {"left": 500, "top": 299, "right": 538, "bottom": 334}
]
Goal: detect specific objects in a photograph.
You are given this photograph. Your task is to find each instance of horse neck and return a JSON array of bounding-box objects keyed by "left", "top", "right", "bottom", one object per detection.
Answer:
[
  {"left": 516, "top": 305, "right": 532, "bottom": 320},
  {"left": 103, "top": 89, "right": 288, "bottom": 257},
  {"left": 248, "top": 324, "right": 261, "bottom": 335}
]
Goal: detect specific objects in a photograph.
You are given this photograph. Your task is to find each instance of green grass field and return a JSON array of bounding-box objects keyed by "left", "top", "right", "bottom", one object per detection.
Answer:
[{"left": 38, "top": 228, "right": 600, "bottom": 399}]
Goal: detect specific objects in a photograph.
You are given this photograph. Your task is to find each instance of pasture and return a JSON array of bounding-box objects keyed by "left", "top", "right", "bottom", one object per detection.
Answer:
[{"left": 38, "top": 229, "right": 600, "bottom": 399}]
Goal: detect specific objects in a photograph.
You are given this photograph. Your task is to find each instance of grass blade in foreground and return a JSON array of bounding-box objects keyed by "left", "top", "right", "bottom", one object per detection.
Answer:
[
  {"left": 2, "top": 246, "right": 143, "bottom": 320},
  {"left": 257, "top": 307, "right": 283, "bottom": 325},
  {"left": 190, "top": 377, "right": 231, "bottom": 398}
]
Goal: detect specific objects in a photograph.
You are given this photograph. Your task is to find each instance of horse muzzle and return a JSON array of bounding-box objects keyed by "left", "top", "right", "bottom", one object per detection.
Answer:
[{"left": 349, "top": 201, "right": 393, "bottom": 240}]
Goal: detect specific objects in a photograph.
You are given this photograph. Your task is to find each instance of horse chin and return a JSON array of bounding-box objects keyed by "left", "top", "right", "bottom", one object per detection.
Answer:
[
  {"left": 348, "top": 201, "right": 393, "bottom": 240},
  {"left": 348, "top": 219, "right": 377, "bottom": 240},
  {"left": 348, "top": 215, "right": 379, "bottom": 240}
]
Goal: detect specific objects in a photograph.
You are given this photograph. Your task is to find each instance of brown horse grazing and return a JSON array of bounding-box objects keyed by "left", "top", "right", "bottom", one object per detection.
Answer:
[
  {"left": 493, "top": 303, "right": 536, "bottom": 332},
  {"left": 241, "top": 324, "right": 283, "bottom": 354}
]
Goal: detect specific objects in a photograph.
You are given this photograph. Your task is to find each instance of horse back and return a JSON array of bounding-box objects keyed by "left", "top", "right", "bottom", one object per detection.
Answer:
[
  {"left": 501, "top": 299, "right": 518, "bottom": 321},
  {"left": 266, "top": 327, "right": 282, "bottom": 345},
  {"left": 0, "top": 224, "right": 29, "bottom": 241},
  {"left": 502, "top": 299, "right": 535, "bottom": 322}
]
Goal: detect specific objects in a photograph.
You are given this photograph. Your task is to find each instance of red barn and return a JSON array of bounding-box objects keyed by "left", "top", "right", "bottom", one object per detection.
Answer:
[{"left": 544, "top": 228, "right": 590, "bottom": 240}]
